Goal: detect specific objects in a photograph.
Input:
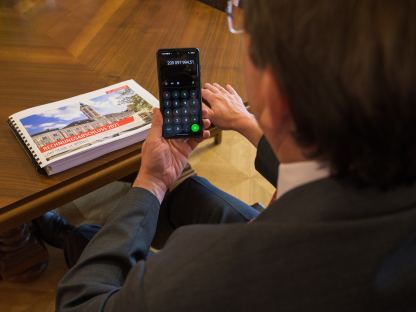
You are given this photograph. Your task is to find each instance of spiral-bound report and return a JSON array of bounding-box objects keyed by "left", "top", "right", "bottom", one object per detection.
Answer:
[{"left": 7, "top": 80, "right": 159, "bottom": 175}]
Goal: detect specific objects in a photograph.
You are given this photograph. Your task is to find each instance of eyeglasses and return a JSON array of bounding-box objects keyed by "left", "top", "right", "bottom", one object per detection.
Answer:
[{"left": 226, "top": 0, "right": 244, "bottom": 34}]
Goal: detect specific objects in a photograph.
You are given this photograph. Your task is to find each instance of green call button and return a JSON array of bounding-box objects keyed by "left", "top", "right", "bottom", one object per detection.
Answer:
[{"left": 191, "top": 123, "right": 200, "bottom": 132}]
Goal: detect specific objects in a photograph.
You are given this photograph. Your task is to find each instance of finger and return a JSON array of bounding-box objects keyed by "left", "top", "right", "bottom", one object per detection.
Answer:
[
  {"left": 201, "top": 89, "right": 217, "bottom": 108},
  {"left": 202, "top": 103, "right": 213, "bottom": 118},
  {"left": 202, "top": 118, "right": 211, "bottom": 130},
  {"left": 187, "top": 130, "right": 210, "bottom": 149},
  {"left": 202, "top": 129, "right": 211, "bottom": 139},
  {"left": 213, "top": 82, "right": 230, "bottom": 95},
  {"left": 225, "top": 84, "right": 238, "bottom": 95},
  {"left": 148, "top": 108, "right": 163, "bottom": 139},
  {"left": 201, "top": 88, "right": 214, "bottom": 102},
  {"left": 196, "top": 130, "right": 211, "bottom": 141},
  {"left": 202, "top": 88, "right": 222, "bottom": 109},
  {"left": 204, "top": 83, "right": 221, "bottom": 94}
]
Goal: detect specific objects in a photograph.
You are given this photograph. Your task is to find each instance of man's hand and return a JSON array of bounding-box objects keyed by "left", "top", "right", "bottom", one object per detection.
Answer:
[
  {"left": 202, "top": 83, "right": 263, "bottom": 147},
  {"left": 133, "top": 108, "right": 210, "bottom": 202}
]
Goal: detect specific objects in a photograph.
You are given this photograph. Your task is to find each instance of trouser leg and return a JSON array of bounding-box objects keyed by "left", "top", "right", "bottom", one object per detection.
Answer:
[
  {"left": 153, "top": 176, "right": 260, "bottom": 248},
  {"left": 64, "top": 176, "right": 261, "bottom": 264},
  {"left": 63, "top": 224, "right": 101, "bottom": 268}
]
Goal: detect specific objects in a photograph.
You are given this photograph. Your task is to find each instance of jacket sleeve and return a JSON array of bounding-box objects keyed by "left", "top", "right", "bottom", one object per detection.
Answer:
[
  {"left": 255, "top": 136, "right": 279, "bottom": 187},
  {"left": 56, "top": 187, "right": 160, "bottom": 312}
]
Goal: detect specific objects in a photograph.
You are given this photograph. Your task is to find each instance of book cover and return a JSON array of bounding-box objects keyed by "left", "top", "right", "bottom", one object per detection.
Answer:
[{"left": 9, "top": 80, "right": 159, "bottom": 171}]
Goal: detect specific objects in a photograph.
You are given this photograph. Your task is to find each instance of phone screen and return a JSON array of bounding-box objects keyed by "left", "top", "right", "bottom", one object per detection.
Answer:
[{"left": 157, "top": 48, "right": 203, "bottom": 138}]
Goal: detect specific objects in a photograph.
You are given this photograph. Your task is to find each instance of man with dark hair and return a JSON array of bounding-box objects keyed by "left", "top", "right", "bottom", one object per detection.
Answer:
[{"left": 53, "top": 0, "right": 416, "bottom": 310}]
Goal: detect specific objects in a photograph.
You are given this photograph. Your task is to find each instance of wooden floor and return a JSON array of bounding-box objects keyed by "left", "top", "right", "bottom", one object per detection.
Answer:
[{"left": 0, "top": 131, "right": 275, "bottom": 311}]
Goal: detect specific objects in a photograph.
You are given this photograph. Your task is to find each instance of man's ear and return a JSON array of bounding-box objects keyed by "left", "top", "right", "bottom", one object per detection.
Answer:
[
  {"left": 257, "top": 68, "right": 307, "bottom": 163},
  {"left": 257, "top": 68, "right": 291, "bottom": 135}
]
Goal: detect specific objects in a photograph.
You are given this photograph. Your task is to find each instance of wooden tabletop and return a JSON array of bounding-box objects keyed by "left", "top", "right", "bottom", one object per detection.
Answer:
[{"left": 0, "top": 0, "right": 245, "bottom": 231}]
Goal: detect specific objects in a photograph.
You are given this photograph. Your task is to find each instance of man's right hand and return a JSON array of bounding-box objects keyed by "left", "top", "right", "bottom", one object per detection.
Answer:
[{"left": 202, "top": 83, "right": 263, "bottom": 147}]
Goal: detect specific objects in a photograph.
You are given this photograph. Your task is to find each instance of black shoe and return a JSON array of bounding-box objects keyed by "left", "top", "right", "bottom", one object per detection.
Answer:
[{"left": 33, "top": 211, "right": 75, "bottom": 249}]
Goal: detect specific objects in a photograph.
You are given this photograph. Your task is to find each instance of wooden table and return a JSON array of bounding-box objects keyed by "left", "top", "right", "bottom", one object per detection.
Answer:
[{"left": 0, "top": 0, "right": 245, "bottom": 232}]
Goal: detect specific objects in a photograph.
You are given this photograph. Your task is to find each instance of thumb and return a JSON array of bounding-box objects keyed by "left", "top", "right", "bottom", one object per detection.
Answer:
[{"left": 148, "top": 108, "right": 163, "bottom": 139}]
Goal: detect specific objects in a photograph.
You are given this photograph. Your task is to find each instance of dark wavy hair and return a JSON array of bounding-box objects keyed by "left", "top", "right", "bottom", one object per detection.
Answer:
[{"left": 245, "top": 0, "right": 416, "bottom": 189}]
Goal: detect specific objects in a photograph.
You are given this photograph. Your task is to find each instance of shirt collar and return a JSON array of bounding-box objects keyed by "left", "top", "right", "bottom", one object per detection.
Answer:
[{"left": 277, "top": 161, "right": 330, "bottom": 200}]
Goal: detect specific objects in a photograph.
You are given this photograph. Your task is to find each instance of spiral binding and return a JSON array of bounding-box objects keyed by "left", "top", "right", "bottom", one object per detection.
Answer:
[{"left": 8, "top": 117, "right": 43, "bottom": 166}]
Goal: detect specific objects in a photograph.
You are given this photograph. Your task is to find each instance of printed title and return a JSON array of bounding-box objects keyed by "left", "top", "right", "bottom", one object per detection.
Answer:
[{"left": 39, "top": 116, "right": 134, "bottom": 153}]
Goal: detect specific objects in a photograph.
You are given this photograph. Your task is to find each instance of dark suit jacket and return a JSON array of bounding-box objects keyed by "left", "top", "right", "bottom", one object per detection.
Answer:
[{"left": 56, "top": 136, "right": 416, "bottom": 311}]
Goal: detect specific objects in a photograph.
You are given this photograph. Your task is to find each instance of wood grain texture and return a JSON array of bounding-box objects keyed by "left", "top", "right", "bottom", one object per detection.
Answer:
[{"left": 0, "top": 0, "right": 245, "bottom": 230}]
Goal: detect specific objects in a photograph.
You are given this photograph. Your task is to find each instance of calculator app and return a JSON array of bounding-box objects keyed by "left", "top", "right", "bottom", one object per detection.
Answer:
[{"left": 157, "top": 48, "right": 202, "bottom": 138}]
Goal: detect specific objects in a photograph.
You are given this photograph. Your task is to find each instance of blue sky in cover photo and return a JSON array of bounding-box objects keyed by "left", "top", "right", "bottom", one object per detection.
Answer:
[{"left": 20, "top": 89, "right": 132, "bottom": 136}]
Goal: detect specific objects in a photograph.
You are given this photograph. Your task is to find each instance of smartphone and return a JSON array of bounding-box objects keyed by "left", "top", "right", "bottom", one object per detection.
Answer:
[{"left": 157, "top": 48, "right": 203, "bottom": 139}]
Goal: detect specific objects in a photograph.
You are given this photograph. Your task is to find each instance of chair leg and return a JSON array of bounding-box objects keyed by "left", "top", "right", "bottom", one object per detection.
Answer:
[{"left": 214, "top": 131, "right": 223, "bottom": 145}]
